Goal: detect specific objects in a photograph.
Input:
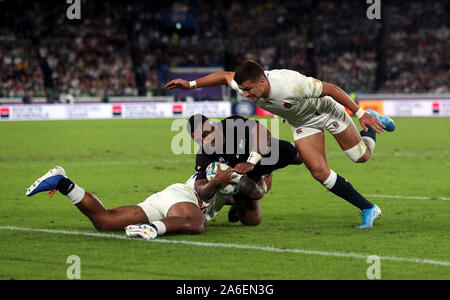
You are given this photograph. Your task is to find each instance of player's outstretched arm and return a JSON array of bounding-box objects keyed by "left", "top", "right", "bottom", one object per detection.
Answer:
[
  {"left": 320, "top": 81, "right": 385, "bottom": 133},
  {"left": 164, "top": 72, "right": 235, "bottom": 90}
]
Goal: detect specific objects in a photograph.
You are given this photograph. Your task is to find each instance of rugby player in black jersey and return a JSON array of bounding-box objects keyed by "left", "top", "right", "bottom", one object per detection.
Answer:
[{"left": 187, "top": 114, "right": 303, "bottom": 225}]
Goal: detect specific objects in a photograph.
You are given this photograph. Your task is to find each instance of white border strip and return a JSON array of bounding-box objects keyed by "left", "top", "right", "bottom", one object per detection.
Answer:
[{"left": 1, "top": 226, "right": 448, "bottom": 267}]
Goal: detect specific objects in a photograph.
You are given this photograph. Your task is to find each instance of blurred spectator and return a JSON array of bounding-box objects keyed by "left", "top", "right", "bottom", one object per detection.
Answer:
[
  {"left": 0, "top": 0, "right": 448, "bottom": 98},
  {"left": 22, "top": 90, "right": 32, "bottom": 104}
]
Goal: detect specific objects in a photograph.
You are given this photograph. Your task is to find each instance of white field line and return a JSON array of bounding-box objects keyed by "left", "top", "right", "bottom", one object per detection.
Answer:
[{"left": 0, "top": 225, "right": 449, "bottom": 267}]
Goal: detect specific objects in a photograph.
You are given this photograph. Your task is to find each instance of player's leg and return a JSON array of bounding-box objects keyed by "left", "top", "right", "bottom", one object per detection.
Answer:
[
  {"left": 228, "top": 174, "right": 271, "bottom": 224},
  {"left": 237, "top": 175, "right": 265, "bottom": 200},
  {"left": 295, "top": 132, "right": 330, "bottom": 182},
  {"left": 234, "top": 195, "right": 261, "bottom": 226},
  {"left": 324, "top": 109, "right": 383, "bottom": 227},
  {"left": 126, "top": 202, "right": 207, "bottom": 239},
  {"left": 333, "top": 122, "right": 373, "bottom": 163},
  {"left": 163, "top": 202, "right": 207, "bottom": 234},
  {"left": 128, "top": 183, "right": 207, "bottom": 238},
  {"left": 331, "top": 105, "right": 396, "bottom": 164},
  {"left": 347, "top": 107, "right": 396, "bottom": 160},
  {"left": 323, "top": 101, "right": 376, "bottom": 163},
  {"left": 295, "top": 132, "right": 375, "bottom": 212},
  {"left": 227, "top": 175, "right": 265, "bottom": 223},
  {"left": 75, "top": 193, "right": 149, "bottom": 231},
  {"left": 26, "top": 166, "right": 149, "bottom": 231},
  {"left": 291, "top": 152, "right": 303, "bottom": 164},
  {"left": 259, "top": 139, "right": 303, "bottom": 172}
]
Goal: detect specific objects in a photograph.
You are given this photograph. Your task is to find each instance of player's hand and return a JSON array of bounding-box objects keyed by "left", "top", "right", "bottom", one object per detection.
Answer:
[
  {"left": 359, "top": 113, "right": 385, "bottom": 134},
  {"left": 164, "top": 79, "right": 190, "bottom": 90},
  {"left": 232, "top": 162, "right": 255, "bottom": 174},
  {"left": 212, "top": 163, "right": 237, "bottom": 185}
]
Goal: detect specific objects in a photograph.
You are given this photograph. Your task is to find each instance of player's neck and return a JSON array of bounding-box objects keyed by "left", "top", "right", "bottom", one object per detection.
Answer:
[{"left": 262, "top": 79, "right": 271, "bottom": 99}]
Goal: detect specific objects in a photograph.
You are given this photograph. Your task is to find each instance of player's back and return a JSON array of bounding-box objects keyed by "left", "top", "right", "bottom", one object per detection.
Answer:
[{"left": 255, "top": 69, "right": 323, "bottom": 126}]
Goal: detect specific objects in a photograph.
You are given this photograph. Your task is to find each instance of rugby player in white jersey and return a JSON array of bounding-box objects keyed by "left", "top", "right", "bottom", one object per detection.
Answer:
[
  {"left": 25, "top": 166, "right": 246, "bottom": 239},
  {"left": 165, "top": 60, "right": 396, "bottom": 228}
]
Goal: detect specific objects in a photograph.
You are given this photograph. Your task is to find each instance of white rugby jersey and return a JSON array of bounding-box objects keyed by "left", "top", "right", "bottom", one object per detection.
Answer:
[{"left": 230, "top": 69, "right": 324, "bottom": 127}]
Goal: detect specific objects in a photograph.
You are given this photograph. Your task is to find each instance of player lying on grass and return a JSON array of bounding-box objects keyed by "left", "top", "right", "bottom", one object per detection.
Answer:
[
  {"left": 25, "top": 166, "right": 272, "bottom": 239},
  {"left": 166, "top": 61, "right": 397, "bottom": 228},
  {"left": 187, "top": 114, "right": 302, "bottom": 225}
]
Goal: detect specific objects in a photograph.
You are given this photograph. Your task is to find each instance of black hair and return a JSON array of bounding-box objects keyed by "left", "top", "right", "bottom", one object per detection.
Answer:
[
  {"left": 234, "top": 60, "right": 266, "bottom": 85},
  {"left": 187, "top": 114, "right": 209, "bottom": 135}
]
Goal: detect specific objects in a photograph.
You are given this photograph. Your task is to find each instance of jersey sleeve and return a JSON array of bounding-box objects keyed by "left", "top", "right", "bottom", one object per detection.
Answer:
[
  {"left": 230, "top": 80, "right": 244, "bottom": 96},
  {"left": 287, "top": 71, "right": 323, "bottom": 99},
  {"left": 195, "top": 153, "right": 214, "bottom": 180}
]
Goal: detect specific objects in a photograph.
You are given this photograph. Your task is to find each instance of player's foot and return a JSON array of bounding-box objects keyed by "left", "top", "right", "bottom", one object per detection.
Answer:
[
  {"left": 365, "top": 109, "right": 396, "bottom": 132},
  {"left": 26, "top": 166, "right": 67, "bottom": 197},
  {"left": 228, "top": 205, "right": 240, "bottom": 223},
  {"left": 125, "top": 224, "right": 158, "bottom": 240},
  {"left": 357, "top": 204, "right": 382, "bottom": 229}
]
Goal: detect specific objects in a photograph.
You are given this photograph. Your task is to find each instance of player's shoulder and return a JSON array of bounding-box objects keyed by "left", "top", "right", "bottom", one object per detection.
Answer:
[
  {"left": 266, "top": 69, "right": 308, "bottom": 98},
  {"left": 266, "top": 69, "right": 305, "bottom": 80}
]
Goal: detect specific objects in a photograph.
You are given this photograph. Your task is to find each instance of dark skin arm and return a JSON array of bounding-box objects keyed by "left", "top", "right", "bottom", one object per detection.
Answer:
[{"left": 194, "top": 163, "right": 237, "bottom": 202}]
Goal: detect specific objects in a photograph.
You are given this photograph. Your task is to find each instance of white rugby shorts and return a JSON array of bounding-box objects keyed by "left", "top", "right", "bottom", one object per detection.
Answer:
[
  {"left": 292, "top": 96, "right": 353, "bottom": 140},
  {"left": 137, "top": 183, "right": 200, "bottom": 222}
]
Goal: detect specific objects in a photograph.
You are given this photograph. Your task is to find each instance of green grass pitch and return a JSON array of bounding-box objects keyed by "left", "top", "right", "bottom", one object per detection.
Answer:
[{"left": 0, "top": 117, "right": 449, "bottom": 280}]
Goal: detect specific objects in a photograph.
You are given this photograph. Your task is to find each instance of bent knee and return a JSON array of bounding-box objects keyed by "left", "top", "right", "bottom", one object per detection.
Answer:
[
  {"left": 185, "top": 217, "right": 207, "bottom": 234},
  {"left": 240, "top": 214, "right": 261, "bottom": 226},
  {"left": 239, "top": 177, "right": 264, "bottom": 200},
  {"left": 357, "top": 150, "right": 371, "bottom": 163},
  {"left": 344, "top": 140, "right": 369, "bottom": 163},
  {"left": 310, "top": 167, "right": 331, "bottom": 183}
]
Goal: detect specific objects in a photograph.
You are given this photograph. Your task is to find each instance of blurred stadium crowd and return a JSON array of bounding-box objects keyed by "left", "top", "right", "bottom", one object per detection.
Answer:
[{"left": 0, "top": 0, "right": 448, "bottom": 100}]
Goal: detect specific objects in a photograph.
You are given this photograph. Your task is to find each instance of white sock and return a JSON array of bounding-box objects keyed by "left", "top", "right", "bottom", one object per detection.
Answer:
[
  {"left": 322, "top": 170, "right": 338, "bottom": 190},
  {"left": 151, "top": 221, "right": 167, "bottom": 235},
  {"left": 66, "top": 184, "right": 85, "bottom": 205}
]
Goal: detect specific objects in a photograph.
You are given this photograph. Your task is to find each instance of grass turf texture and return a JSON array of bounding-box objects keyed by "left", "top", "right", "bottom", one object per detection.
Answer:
[{"left": 0, "top": 117, "right": 449, "bottom": 280}]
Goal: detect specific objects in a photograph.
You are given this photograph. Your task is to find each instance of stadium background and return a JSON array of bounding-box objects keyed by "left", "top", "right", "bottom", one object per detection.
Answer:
[
  {"left": 0, "top": 0, "right": 449, "bottom": 281},
  {"left": 1, "top": 0, "right": 448, "bottom": 102}
]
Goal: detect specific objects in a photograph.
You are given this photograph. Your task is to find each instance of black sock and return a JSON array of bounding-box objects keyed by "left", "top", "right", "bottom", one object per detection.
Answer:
[
  {"left": 360, "top": 127, "right": 376, "bottom": 142},
  {"left": 56, "top": 178, "right": 75, "bottom": 195},
  {"left": 329, "top": 175, "right": 373, "bottom": 210}
]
